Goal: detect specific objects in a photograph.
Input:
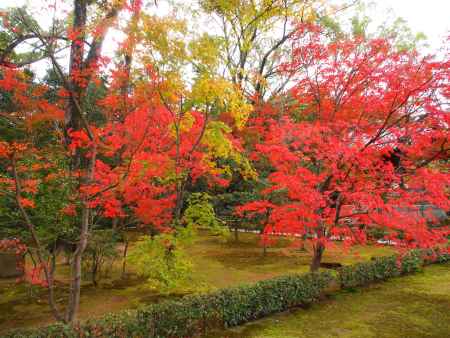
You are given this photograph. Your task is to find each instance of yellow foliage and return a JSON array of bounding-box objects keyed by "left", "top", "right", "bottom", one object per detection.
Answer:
[
  {"left": 190, "top": 76, "right": 252, "bottom": 129},
  {"left": 201, "top": 121, "right": 256, "bottom": 180},
  {"left": 189, "top": 34, "right": 222, "bottom": 73}
]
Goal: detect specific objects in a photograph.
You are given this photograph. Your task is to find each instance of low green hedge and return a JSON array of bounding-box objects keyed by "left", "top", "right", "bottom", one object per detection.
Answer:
[
  {"left": 422, "top": 248, "right": 450, "bottom": 265},
  {"left": 339, "top": 248, "right": 449, "bottom": 289},
  {"left": 339, "top": 255, "right": 400, "bottom": 288},
  {"left": 4, "top": 272, "right": 332, "bottom": 338}
]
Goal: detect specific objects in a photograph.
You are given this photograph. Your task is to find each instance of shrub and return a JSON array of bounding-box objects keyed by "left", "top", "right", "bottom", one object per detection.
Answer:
[
  {"left": 421, "top": 247, "right": 450, "bottom": 264},
  {"left": 339, "top": 255, "right": 401, "bottom": 289},
  {"left": 339, "top": 248, "right": 450, "bottom": 289},
  {"left": 127, "top": 234, "right": 193, "bottom": 292},
  {"left": 399, "top": 250, "right": 423, "bottom": 274}
]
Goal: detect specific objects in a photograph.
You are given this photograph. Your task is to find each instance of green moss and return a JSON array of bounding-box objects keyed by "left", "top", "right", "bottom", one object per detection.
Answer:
[{"left": 216, "top": 264, "right": 450, "bottom": 338}]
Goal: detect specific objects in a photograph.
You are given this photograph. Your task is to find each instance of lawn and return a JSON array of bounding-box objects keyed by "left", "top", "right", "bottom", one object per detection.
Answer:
[
  {"left": 0, "top": 231, "right": 394, "bottom": 333},
  {"left": 214, "top": 263, "right": 450, "bottom": 338}
]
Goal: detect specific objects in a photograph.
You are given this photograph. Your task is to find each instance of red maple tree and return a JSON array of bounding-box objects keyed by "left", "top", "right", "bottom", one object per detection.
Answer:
[{"left": 239, "top": 24, "right": 450, "bottom": 271}]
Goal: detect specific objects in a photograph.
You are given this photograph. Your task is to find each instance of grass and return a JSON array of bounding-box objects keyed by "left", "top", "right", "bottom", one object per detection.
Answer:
[
  {"left": 187, "top": 231, "right": 393, "bottom": 289},
  {"left": 0, "top": 230, "right": 394, "bottom": 333},
  {"left": 214, "top": 263, "right": 450, "bottom": 338}
]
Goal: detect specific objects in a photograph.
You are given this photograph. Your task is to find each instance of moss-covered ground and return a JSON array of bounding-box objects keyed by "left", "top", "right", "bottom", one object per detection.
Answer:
[
  {"left": 0, "top": 231, "right": 397, "bottom": 333},
  {"left": 215, "top": 263, "right": 450, "bottom": 338}
]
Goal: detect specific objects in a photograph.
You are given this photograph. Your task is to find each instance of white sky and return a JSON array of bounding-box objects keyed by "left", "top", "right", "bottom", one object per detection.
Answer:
[
  {"left": 365, "top": 0, "right": 449, "bottom": 50},
  {"left": 1, "top": 0, "right": 449, "bottom": 53}
]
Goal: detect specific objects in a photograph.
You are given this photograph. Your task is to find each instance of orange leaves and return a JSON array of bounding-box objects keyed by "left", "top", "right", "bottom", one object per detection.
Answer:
[
  {"left": 0, "top": 142, "right": 9, "bottom": 158},
  {"left": 0, "top": 66, "right": 22, "bottom": 91},
  {"left": 62, "top": 204, "right": 77, "bottom": 216},
  {"left": 67, "top": 129, "right": 92, "bottom": 153},
  {"left": 19, "top": 197, "right": 35, "bottom": 209},
  {"left": 26, "top": 263, "right": 49, "bottom": 288},
  {"left": 1, "top": 66, "right": 66, "bottom": 129},
  {"left": 237, "top": 26, "right": 450, "bottom": 253},
  {"left": 66, "top": 27, "right": 83, "bottom": 42},
  {"left": 134, "top": 194, "right": 176, "bottom": 228},
  {"left": 212, "top": 176, "right": 230, "bottom": 188},
  {"left": 22, "top": 179, "right": 39, "bottom": 194},
  {"left": 0, "top": 142, "right": 29, "bottom": 158},
  {"left": 103, "top": 198, "right": 125, "bottom": 218},
  {"left": 0, "top": 177, "right": 14, "bottom": 192},
  {"left": 236, "top": 201, "right": 275, "bottom": 216},
  {"left": 30, "top": 100, "right": 65, "bottom": 124}
]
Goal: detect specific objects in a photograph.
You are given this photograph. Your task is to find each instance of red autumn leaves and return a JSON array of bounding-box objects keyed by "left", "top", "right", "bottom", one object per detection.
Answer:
[{"left": 238, "top": 24, "right": 449, "bottom": 258}]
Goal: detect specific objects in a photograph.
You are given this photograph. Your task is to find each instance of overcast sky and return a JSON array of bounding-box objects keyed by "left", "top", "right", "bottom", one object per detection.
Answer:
[
  {"left": 1, "top": 0, "right": 449, "bottom": 52},
  {"left": 365, "top": 0, "right": 449, "bottom": 50}
]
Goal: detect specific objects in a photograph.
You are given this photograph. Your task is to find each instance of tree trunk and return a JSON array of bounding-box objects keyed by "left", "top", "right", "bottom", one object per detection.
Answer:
[
  {"left": 91, "top": 252, "right": 98, "bottom": 287},
  {"left": 65, "top": 0, "right": 87, "bottom": 139},
  {"left": 65, "top": 205, "right": 90, "bottom": 323},
  {"left": 50, "top": 252, "right": 57, "bottom": 276},
  {"left": 261, "top": 210, "right": 271, "bottom": 257},
  {"left": 310, "top": 242, "right": 324, "bottom": 272},
  {"left": 64, "top": 1, "right": 89, "bottom": 322},
  {"left": 119, "top": 0, "right": 141, "bottom": 119},
  {"left": 121, "top": 240, "right": 129, "bottom": 278},
  {"left": 234, "top": 227, "right": 239, "bottom": 241},
  {"left": 112, "top": 218, "right": 119, "bottom": 231}
]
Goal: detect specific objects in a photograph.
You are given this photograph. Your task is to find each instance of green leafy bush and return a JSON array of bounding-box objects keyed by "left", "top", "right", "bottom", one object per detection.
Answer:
[
  {"left": 339, "top": 249, "right": 449, "bottom": 289},
  {"left": 421, "top": 248, "right": 450, "bottom": 264},
  {"left": 183, "top": 193, "right": 226, "bottom": 235},
  {"left": 127, "top": 234, "right": 193, "bottom": 292},
  {"left": 399, "top": 250, "right": 423, "bottom": 274},
  {"left": 339, "top": 255, "right": 401, "bottom": 289}
]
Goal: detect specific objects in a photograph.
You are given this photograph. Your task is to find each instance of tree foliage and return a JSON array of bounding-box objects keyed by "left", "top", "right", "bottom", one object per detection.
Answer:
[{"left": 238, "top": 23, "right": 449, "bottom": 271}]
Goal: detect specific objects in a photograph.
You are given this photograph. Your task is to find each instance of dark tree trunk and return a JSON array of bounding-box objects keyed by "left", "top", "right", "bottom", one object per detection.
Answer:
[
  {"left": 121, "top": 240, "right": 129, "bottom": 278},
  {"left": 61, "top": 0, "right": 122, "bottom": 323},
  {"left": 91, "top": 252, "right": 98, "bottom": 287},
  {"left": 260, "top": 228, "right": 267, "bottom": 257},
  {"left": 66, "top": 205, "right": 90, "bottom": 322},
  {"left": 65, "top": 0, "right": 87, "bottom": 138},
  {"left": 261, "top": 210, "right": 271, "bottom": 257},
  {"left": 310, "top": 242, "right": 324, "bottom": 272},
  {"left": 50, "top": 252, "right": 57, "bottom": 276}
]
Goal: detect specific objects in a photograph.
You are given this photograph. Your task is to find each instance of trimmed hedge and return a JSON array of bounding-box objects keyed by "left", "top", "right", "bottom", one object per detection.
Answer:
[
  {"left": 339, "top": 255, "right": 400, "bottom": 288},
  {"left": 339, "top": 248, "right": 449, "bottom": 289},
  {"left": 3, "top": 272, "right": 333, "bottom": 338},
  {"left": 3, "top": 248, "right": 448, "bottom": 338}
]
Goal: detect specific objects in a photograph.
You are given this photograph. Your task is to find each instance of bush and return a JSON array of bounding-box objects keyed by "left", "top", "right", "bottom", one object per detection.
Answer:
[
  {"left": 339, "top": 248, "right": 449, "bottom": 289},
  {"left": 421, "top": 247, "right": 450, "bottom": 264},
  {"left": 127, "top": 234, "right": 193, "bottom": 292},
  {"left": 339, "top": 255, "right": 401, "bottom": 289},
  {"left": 399, "top": 250, "right": 423, "bottom": 274},
  {"left": 216, "top": 272, "right": 333, "bottom": 327},
  {"left": 4, "top": 272, "right": 332, "bottom": 338}
]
